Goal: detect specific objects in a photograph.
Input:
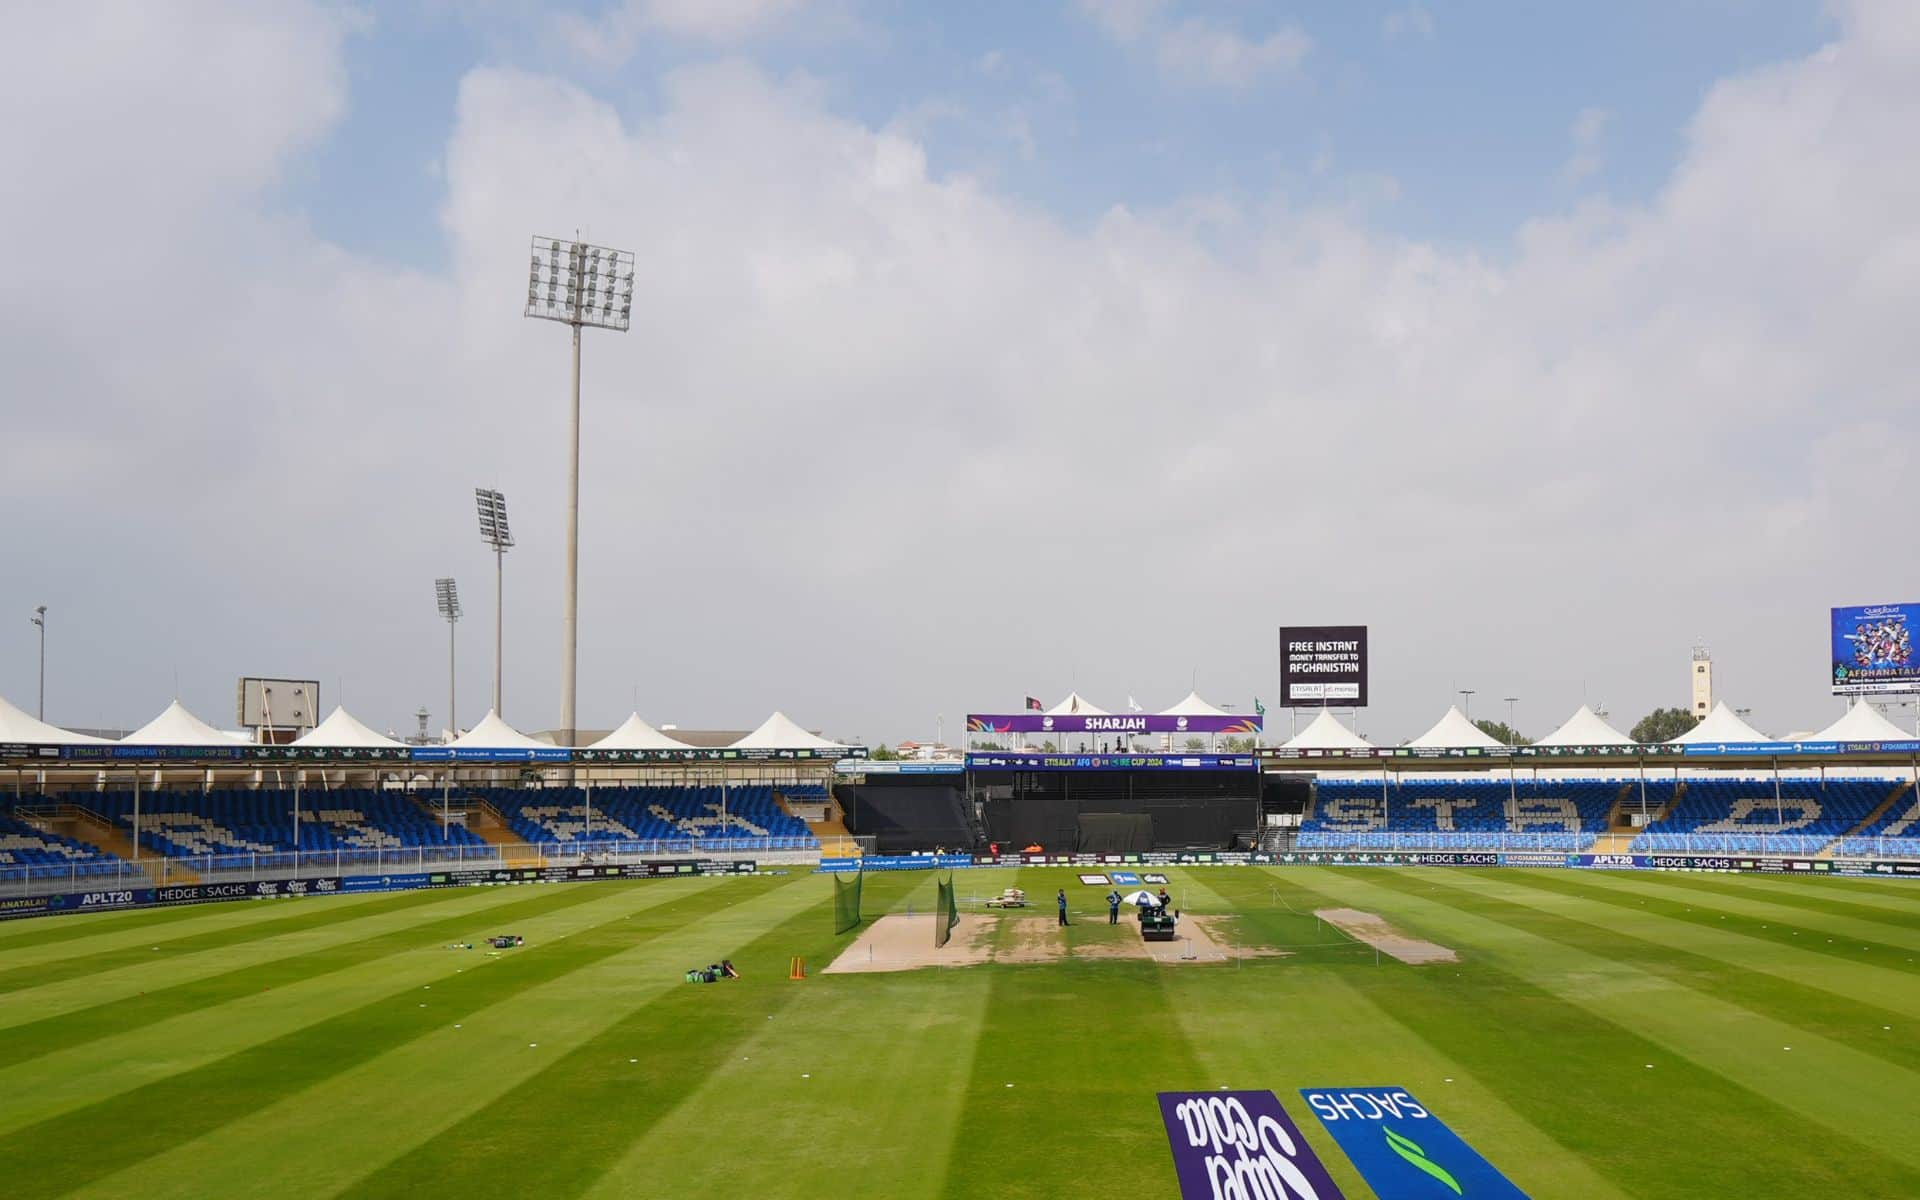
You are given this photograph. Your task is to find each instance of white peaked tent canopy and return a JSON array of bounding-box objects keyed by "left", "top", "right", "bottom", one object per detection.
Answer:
[
  {"left": 1046, "top": 692, "right": 1108, "bottom": 716},
  {"left": 291, "top": 706, "right": 407, "bottom": 749},
  {"left": 125, "top": 700, "right": 249, "bottom": 745},
  {"left": 0, "top": 693, "right": 106, "bottom": 744},
  {"left": 1159, "top": 691, "right": 1231, "bottom": 717},
  {"left": 1804, "top": 700, "right": 1913, "bottom": 743},
  {"left": 1535, "top": 705, "right": 1634, "bottom": 746},
  {"left": 1669, "top": 701, "right": 1769, "bottom": 744},
  {"left": 732, "top": 712, "right": 847, "bottom": 751},
  {"left": 1283, "top": 710, "right": 1373, "bottom": 750},
  {"left": 448, "top": 710, "right": 552, "bottom": 751},
  {"left": 589, "top": 713, "right": 693, "bottom": 750},
  {"left": 1406, "top": 705, "right": 1504, "bottom": 749}
]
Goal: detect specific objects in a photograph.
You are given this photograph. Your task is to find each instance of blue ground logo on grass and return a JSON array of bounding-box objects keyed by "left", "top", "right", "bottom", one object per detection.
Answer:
[
  {"left": 1158, "top": 1090, "right": 1345, "bottom": 1198},
  {"left": 1300, "top": 1087, "right": 1529, "bottom": 1198}
]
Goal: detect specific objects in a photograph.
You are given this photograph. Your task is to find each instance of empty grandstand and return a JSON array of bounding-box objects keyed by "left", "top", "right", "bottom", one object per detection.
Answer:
[
  {"left": 0, "top": 814, "right": 123, "bottom": 885},
  {"left": 1302, "top": 778, "right": 1617, "bottom": 852}
]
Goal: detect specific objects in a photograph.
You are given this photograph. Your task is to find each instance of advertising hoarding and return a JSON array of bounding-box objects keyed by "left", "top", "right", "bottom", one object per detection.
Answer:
[
  {"left": 1280, "top": 626, "right": 1368, "bottom": 708},
  {"left": 1832, "top": 603, "right": 1920, "bottom": 695}
]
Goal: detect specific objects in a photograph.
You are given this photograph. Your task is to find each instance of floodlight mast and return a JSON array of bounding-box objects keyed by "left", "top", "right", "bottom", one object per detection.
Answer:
[
  {"left": 435, "top": 578, "right": 461, "bottom": 741},
  {"left": 523, "top": 235, "right": 634, "bottom": 761},
  {"left": 475, "top": 488, "right": 513, "bottom": 716}
]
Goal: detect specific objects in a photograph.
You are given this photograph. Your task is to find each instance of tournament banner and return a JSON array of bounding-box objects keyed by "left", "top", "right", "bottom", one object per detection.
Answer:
[
  {"left": 1832, "top": 602, "right": 1920, "bottom": 695},
  {"left": 1280, "top": 625, "right": 1368, "bottom": 708},
  {"left": 1158, "top": 1091, "right": 1345, "bottom": 1199},
  {"left": 1300, "top": 1086, "right": 1529, "bottom": 1199},
  {"left": 966, "top": 714, "right": 1260, "bottom": 735}
]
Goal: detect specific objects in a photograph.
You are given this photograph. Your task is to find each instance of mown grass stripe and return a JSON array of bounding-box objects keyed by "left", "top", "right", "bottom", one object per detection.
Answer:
[
  {"left": 0, "top": 891, "right": 397, "bottom": 949},
  {"left": 1163, "top": 868, "right": 1636, "bottom": 1200},
  {"left": 1556, "top": 870, "right": 1920, "bottom": 959},
  {"left": 1618, "top": 870, "right": 1920, "bottom": 934},
  {"left": 0, "top": 879, "right": 767, "bottom": 1200},
  {"left": 0, "top": 887, "right": 486, "bottom": 993},
  {"left": 62, "top": 875, "right": 826, "bottom": 1200},
  {"left": 1285, "top": 866, "right": 1920, "bottom": 1174},
  {"left": 338, "top": 870, "right": 927, "bottom": 1199},
  {"left": 1479, "top": 868, "right": 1920, "bottom": 984},
  {"left": 0, "top": 879, "right": 622, "bottom": 1082},
  {"left": 0, "top": 890, "right": 411, "bottom": 972},
  {"left": 937, "top": 869, "right": 1208, "bottom": 1200},
  {"left": 0, "top": 883, "right": 683, "bottom": 1136},
  {"left": 1259, "top": 867, "right": 1920, "bottom": 1197},
  {"left": 0, "top": 883, "right": 587, "bottom": 1038},
  {"left": 1398, "top": 868, "right": 1920, "bottom": 1071}
]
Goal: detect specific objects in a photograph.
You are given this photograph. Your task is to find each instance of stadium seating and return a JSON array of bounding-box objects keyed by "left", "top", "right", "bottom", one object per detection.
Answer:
[
  {"left": 1630, "top": 778, "right": 1889, "bottom": 855},
  {"left": 83, "top": 789, "right": 486, "bottom": 858},
  {"left": 1301, "top": 775, "right": 1911, "bottom": 856},
  {"left": 0, "top": 814, "right": 124, "bottom": 881},
  {"left": 1300, "top": 778, "right": 1617, "bottom": 851},
  {"left": 478, "top": 785, "right": 818, "bottom": 848},
  {"left": 1835, "top": 782, "right": 1920, "bottom": 857}
]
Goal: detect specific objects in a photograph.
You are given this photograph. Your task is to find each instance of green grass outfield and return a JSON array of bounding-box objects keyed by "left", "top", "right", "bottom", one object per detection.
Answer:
[{"left": 3, "top": 864, "right": 1919, "bottom": 1198}]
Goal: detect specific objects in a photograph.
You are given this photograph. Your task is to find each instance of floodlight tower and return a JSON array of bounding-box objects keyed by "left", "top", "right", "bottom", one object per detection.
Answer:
[
  {"left": 475, "top": 488, "right": 513, "bottom": 716},
  {"left": 30, "top": 606, "right": 46, "bottom": 720},
  {"left": 435, "top": 578, "right": 462, "bottom": 740},
  {"left": 523, "top": 235, "right": 634, "bottom": 756}
]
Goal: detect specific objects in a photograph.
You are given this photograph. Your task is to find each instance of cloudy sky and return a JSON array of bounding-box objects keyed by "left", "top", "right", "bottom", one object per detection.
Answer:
[{"left": 2, "top": 0, "right": 1916, "bottom": 746}]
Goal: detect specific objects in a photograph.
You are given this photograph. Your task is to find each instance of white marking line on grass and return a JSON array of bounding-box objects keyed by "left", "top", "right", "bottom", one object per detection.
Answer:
[
  {"left": 1292, "top": 867, "right": 1920, "bottom": 1172},
  {"left": 59, "top": 876, "right": 819, "bottom": 1200}
]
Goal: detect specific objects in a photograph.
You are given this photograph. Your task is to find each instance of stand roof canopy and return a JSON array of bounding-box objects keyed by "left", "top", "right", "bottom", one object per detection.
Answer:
[
  {"left": 0, "top": 693, "right": 106, "bottom": 744},
  {"left": 1406, "top": 705, "right": 1504, "bottom": 749},
  {"left": 731, "top": 711, "right": 846, "bottom": 751}
]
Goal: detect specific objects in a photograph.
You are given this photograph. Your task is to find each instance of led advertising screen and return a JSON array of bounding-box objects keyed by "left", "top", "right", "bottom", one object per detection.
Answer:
[
  {"left": 1281, "top": 625, "right": 1368, "bottom": 708},
  {"left": 1832, "top": 603, "right": 1920, "bottom": 695}
]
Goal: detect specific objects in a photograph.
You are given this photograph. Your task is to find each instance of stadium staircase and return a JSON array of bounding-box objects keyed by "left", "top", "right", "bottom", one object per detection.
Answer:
[
  {"left": 406, "top": 793, "right": 538, "bottom": 864},
  {"left": 1818, "top": 780, "right": 1914, "bottom": 858},
  {"left": 47, "top": 803, "right": 188, "bottom": 883},
  {"left": 1592, "top": 783, "right": 1667, "bottom": 853},
  {"left": 780, "top": 790, "right": 859, "bottom": 855}
]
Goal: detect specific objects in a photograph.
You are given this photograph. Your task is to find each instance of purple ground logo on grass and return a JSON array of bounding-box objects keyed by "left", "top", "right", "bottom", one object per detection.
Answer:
[{"left": 1158, "top": 1090, "right": 1346, "bottom": 1199}]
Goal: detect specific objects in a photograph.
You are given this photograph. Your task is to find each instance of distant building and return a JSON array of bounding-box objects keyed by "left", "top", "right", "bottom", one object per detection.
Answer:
[{"left": 1691, "top": 645, "right": 1714, "bottom": 720}]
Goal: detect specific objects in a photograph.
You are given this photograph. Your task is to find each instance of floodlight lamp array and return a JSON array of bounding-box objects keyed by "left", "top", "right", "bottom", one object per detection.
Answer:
[
  {"left": 435, "top": 577, "right": 462, "bottom": 620},
  {"left": 524, "top": 236, "right": 635, "bottom": 332},
  {"left": 475, "top": 488, "right": 513, "bottom": 551}
]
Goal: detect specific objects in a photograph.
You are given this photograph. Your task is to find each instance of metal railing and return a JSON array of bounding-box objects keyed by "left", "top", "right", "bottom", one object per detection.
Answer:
[{"left": 0, "top": 834, "right": 875, "bottom": 899}]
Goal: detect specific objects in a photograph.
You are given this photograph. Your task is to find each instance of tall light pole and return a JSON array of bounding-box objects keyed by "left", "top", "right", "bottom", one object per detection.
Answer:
[
  {"left": 29, "top": 606, "right": 46, "bottom": 720},
  {"left": 475, "top": 488, "right": 513, "bottom": 717},
  {"left": 435, "top": 579, "right": 461, "bottom": 739},
  {"left": 1503, "top": 696, "right": 1519, "bottom": 744},
  {"left": 523, "top": 235, "right": 634, "bottom": 756},
  {"left": 1458, "top": 689, "right": 1475, "bottom": 721}
]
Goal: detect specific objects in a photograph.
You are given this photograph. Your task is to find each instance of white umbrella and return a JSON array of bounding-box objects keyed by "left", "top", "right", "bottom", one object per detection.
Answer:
[{"left": 1121, "top": 890, "right": 1163, "bottom": 907}]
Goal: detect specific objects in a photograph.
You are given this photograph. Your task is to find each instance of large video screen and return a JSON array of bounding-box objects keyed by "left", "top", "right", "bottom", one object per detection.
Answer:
[
  {"left": 1832, "top": 603, "right": 1920, "bottom": 695},
  {"left": 1280, "top": 625, "right": 1368, "bottom": 708}
]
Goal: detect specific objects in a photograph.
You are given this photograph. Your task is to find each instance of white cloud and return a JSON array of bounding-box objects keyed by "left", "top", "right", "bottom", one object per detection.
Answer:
[
  {"left": 1383, "top": 6, "right": 1435, "bottom": 39},
  {"left": 3, "top": 2, "right": 1919, "bottom": 744},
  {"left": 1157, "top": 18, "right": 1309, "bottom": 87},
  {"left": 1076, "top": 0, "right": 1309, "bottom": 88},
  {"left": 560, "top": 0, "right": 812, "bottom": 63},
  {"left": 1562, "top": 105, "right": 1610, "bottom": 185}
]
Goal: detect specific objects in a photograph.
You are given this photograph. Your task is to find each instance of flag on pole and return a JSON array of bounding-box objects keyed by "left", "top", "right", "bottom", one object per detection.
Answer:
[
  {"left": 1025, "top": 696, "right": 1043, "bottom": 711},
  {"left": 1127, "top": 696, "right": 1143, "bottom": 713}
]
